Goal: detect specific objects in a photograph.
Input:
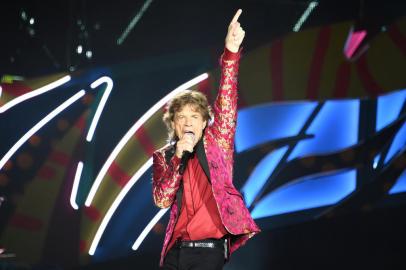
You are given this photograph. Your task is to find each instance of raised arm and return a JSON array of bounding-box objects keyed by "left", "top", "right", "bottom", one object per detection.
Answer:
[{"left": 211, "top": 9, "right": 245, "bottom": 157}]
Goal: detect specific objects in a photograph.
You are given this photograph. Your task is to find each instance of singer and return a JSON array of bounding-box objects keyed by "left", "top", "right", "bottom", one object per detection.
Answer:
[{"left": 152, "top": 9, "right": 260, "bottom": 270}]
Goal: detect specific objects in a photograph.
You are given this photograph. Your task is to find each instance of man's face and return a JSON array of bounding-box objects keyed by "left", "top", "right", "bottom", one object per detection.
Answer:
[{"left": 171, "top": 104, "right": 207, "bottom": 143}]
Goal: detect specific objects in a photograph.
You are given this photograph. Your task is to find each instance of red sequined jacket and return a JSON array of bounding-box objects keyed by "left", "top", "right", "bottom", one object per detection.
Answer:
[{"left": 152, "top": 49, "right": 261, "bottom": 266}]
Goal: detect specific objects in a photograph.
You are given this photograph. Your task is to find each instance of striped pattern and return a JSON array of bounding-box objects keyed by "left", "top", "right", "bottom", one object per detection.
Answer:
[
  {"left": 239, "top": 17, "right": 406, "bottom": 104},
  {"left": 0, "top": 111, "right": 88, "bottom": 263}
]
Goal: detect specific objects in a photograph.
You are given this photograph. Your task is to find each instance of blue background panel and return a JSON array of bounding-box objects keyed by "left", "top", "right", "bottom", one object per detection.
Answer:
[{"left": 251, "top": 170, "right": 356, "bottom": 219}]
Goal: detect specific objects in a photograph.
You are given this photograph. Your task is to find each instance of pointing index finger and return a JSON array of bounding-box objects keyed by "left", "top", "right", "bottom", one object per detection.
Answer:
[{"left": 230, "top": 9, "right": 242, "bottom": 25}]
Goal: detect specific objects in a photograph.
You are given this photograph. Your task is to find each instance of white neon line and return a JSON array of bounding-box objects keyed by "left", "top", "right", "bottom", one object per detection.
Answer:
[
  {"left": 117, "top": 0, "right": 154, "bottom": 45},
  {"left": 84, "top": 73, "right": 208, "bottom": 207},
  {"left": 86, "top": 76, "right": 114, "bottom": 142},
  {"left": 293, "top": 1, "right": 318, "bottom": 32},
  {"left": 88, "top": 157, "right": 154, "bottom": 255},
  {"left": 0, "top": 75, "right": 71, "bottom": 113},
  {"left": 70, "top": 161, "right": 84, "bottom": 210},
  {"left": 0, "top": 90, "right": 85, "bottom": 171},
  {"left": 132, "top": 208, "right": 168, "bottom": 250}
]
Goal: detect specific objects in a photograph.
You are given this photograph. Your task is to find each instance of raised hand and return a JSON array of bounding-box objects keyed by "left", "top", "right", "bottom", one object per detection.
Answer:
[{"left": 225, "top": 9, "right": 245, "bottom": 53}]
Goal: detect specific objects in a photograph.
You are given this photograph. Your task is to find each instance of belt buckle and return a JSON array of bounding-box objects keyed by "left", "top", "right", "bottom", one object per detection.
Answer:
[
  {"left": 179, "top": 239, "right": 225, "bottom": 250},
  {"left": 196, "top": 242, "right": 214, "bottom": 248}
]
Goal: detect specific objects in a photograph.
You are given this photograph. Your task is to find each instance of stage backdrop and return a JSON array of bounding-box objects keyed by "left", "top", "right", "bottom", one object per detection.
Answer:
[{"left": 0, "top": 17, "right": 405, "bottom": 269}]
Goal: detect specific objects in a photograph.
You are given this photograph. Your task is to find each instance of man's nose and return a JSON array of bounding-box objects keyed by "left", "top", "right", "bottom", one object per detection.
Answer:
[{"left": 184, "top": 118, "right": 192, "bottom": 126}]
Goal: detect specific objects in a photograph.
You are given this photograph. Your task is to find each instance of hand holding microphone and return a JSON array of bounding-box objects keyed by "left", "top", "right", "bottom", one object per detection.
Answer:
[{"left": 176, "top": 131, "right": 195, "bottom": 174}]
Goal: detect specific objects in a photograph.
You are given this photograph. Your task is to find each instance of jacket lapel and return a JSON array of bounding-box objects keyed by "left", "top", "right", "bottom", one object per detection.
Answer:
[{"left": 196, "top": 138, "right": 211, "bottom": 183}]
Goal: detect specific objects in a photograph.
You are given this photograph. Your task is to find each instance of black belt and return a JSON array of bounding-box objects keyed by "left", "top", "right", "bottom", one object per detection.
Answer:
[{"left": 174, "top": 238, "right": 225, "bottom": 249}]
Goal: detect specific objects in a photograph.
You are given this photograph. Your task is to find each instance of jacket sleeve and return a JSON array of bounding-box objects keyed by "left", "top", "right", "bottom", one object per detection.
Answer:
[
  {"left": 152, "top": 150, "right": 183, "bottom": 208},
  {"left": 211, "top": 48, "right": 241, "bottom": 160}
]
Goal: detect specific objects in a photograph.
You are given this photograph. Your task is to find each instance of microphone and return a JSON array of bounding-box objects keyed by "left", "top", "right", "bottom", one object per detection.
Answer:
[{"left": 179, "top": 132, "right": 195, "bottom": 174}]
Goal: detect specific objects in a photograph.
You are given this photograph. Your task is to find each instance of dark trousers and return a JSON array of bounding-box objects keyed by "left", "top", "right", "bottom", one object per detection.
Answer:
[{"left": 162, "top": 246, "right": 225, "bottom": 270}]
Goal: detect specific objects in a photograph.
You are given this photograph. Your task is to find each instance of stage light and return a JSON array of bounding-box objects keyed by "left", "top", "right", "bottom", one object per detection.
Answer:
[
  {"left": 21, "top": 11, "right": 27, "bottom": 21},
  {"left": 86, "top": 50, "right": 93, "bottom": 59},
  {"left": 70, "top": 161, "right": 84, "bottom": 210},
  {"left": 373, "top": 157, "right": 379, "bottom": 169},
  {"left": 0, "top": 90, "right": 85, "bottom": 171},
  {"left": 117, "top": 0, "right": 154, "bottom": 45},
  {"left": 29, "top": 18, "right": 35, "bottom": 25},
  {"left": 76, "top": 45, "right": 83, "bottom": 54},
  {"left": 28, "top": 28, "right": 35, "bottom": 37},
  {"left": 0, "top": 86, "right": 2, "bottom": 98},
  {"left": 343, "top": 26, "right": 367, "bottom": 60},
  {"left": 293, "top": 1, "right": 318, "bottom": 32},
  {"left": 93, "top": 22, "right": 100, "bottom": 30},
  {"left": 1, "top": 75, "right": 24, "bottom": 82}
]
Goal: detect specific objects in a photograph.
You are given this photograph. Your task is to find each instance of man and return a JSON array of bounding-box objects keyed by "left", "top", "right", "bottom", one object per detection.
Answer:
[{"left": 152, "top": 9, "right": 260, "bottom": 270}]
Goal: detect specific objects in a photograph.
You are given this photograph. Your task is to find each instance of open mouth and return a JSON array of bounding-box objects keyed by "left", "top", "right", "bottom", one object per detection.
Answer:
[
  {"left": 184, "top": 131, "right": 195, "bottom": 136},
  {"left": 183, "top": 131, "right": 196, "bottom": 142}
]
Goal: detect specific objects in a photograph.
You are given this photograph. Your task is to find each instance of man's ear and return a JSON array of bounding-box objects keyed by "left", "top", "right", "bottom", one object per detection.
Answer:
[
  {"left": 203, "top": 120, "right": 207, "bottom": 129},
  {"left": 171, "top": 121, "right": 175, "bottom": 130}
]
